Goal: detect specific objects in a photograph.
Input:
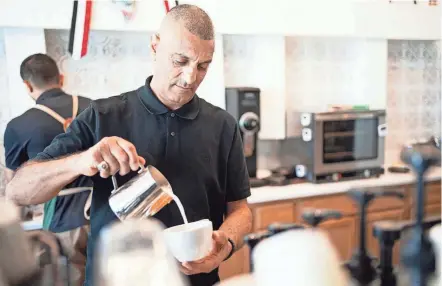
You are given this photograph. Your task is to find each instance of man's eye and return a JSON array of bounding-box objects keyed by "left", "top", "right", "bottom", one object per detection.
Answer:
[
  {"left": 174, "top": 60, "right": 187, "bottom": 66},
  {"left": 198, "top": 65, "right": 208, "bottom": 71}
]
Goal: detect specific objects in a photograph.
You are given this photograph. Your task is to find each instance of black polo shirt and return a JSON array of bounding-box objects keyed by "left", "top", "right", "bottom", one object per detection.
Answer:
[
  {"left": 3, "top": 88, "right": 92, "bottom": 232},
  {"left": 34, "top": 76, "right": 251, "bottom": 286}
]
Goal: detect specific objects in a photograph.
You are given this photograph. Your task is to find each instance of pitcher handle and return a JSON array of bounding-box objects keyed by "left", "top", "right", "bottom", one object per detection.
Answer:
[{"left": 97, "top": 161, "right": 146, "bottom": 190}]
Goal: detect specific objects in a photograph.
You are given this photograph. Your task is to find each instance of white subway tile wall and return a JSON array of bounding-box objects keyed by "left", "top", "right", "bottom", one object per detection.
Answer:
[{"left": 0, "top": 29, "right": 440, "bottom": 181}]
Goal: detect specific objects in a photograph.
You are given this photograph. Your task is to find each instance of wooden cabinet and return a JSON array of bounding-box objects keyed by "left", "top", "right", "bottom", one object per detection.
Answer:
[
  {"left": 219, "top": 245, "right": 249, "bottom": 281},
  {"left": 219, "top": 180, "right": 441, "bottom": 281},
  {"left": 425, "top": 203, "right": 442, "bottom": 217},
  {"left": 409, "top": 181, "right": 441, "bottom": 218},
  {"left": 295, "top": 194, "right": 357, "bottom": 261},
  {"left": 365, "top": 209, "right": 407, "bottom": 265},
  {"left": 318, "top": 217, "right": 356, "bottom": 261},
  {"left": 219, "top": 201, "right": 295, "bottom": 280},
  {"left": 252, "top": 202, "right": 295, "bottom": 230}
]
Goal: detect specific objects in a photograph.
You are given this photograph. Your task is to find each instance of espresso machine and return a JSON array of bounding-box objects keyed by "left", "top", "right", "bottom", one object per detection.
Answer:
[{"left": 225, "top": 87, "right": 267, "bottom": 187}]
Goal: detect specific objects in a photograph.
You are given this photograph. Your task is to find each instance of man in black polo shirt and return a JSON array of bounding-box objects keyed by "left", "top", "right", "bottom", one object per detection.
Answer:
[
  {"left": 6, "top": 4, "right": 253, "bottom": 286},
  {"left": 3, "top": 53, "right": 92, "bottom": 285}
]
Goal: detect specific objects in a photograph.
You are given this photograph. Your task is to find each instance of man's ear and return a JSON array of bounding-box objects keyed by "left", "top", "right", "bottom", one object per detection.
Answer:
[
  {"left": 150, "top": 33, "right": 160, "bottom": 60},
  {"left": 23, "top": 80, "right": 33, "bottom": 93},
  {"left": 59, "top": 74, "right": 64, "bottom": 87}
]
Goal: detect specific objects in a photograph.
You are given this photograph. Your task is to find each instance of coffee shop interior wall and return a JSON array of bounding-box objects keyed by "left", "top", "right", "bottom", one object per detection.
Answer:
[{"left": 0, "top": 28, "right": 441, "bottom": 193}]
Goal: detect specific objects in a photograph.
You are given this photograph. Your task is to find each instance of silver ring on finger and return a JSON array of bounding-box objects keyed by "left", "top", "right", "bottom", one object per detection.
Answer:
[{"left": 97, "top": 161, "right": 109, "bottom": 172}]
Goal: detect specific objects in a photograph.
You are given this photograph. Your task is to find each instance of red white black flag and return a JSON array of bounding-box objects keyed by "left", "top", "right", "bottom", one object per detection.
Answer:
[
  {"left": 164, "top": 0, "right": 179, "bottom": 13},
  {"left": 68, "top": 0, "right": 93, "bottom": 60}
]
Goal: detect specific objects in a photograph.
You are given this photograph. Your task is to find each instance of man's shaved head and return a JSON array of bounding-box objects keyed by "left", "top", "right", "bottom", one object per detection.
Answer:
[
  {"left": 150, "top": 4, "right": 215, "bottom": 110},
  {"left": 166, "top": 4, "right": 214, "bottom": 40}
]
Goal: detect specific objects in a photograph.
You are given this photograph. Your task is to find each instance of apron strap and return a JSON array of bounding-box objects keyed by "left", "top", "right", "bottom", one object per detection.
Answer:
[
  {"left": 34, "top": 95, "right": 79, "bottom": 126},
  {"left": 58, "top": 187, "right": 93, "bottom": 221},
  {"left": 72, "top": 95, "right": 79, "bottom": 119},
  {"left": 34, "top": 104, "right": 66, "bottom": 125}
]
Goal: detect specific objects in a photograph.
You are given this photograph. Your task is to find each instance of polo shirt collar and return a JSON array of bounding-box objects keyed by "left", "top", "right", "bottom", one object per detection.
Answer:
[
  {"left": 36, "top": 88, "right": 64, "bottom": 104},
  {"left": 138, "top": 76, "right": 200, "bottom": 120}
]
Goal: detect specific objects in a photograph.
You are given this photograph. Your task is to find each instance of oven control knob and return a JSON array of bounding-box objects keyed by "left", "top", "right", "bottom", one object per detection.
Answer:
[
  {"left": 301, "top": 113, "right": 312, "bottom": 126},
  {"left": 295, "top": 165, "right": 306, "bottom": 178},
  {"left": 302, "top": 128, "right": 312, "bottom": 142},
  {"left": 364, "top": 170, "right": 371, "bottom": 178},
  {"left": 332, "top": 173, "right": 340, "bottom": 181}
]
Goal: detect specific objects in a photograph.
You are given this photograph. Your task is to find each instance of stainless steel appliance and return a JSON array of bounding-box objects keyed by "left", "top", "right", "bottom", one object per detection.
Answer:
[{"left": 297, "top": 109, "right": 386, "bottom": 183}]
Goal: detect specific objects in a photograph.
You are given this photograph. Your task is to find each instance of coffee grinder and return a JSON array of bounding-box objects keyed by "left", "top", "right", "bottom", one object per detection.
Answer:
[{"left": 225, "top": 87, "right": 266, "bottom": 187}]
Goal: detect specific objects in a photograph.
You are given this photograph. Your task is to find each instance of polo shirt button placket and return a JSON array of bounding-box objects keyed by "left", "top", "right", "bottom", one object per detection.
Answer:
[{"left": 169, "top": 113, "right": 176, "bottom": 137}]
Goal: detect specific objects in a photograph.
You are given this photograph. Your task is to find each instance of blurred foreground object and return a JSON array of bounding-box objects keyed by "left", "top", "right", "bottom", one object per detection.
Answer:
[
  {"left": 400, "top": 141, "right": 440, "bottom": 286},
  {"left": 252, "top": 229, "right": 346, "bottom": 286},
  {"left": 429, "top": 224, "right": 441, "bottom": 286},
  {"left": 0, "top": 198, "right": 39, "bottom": 284},
  {"left": 95, "top": 218, "right": 188, "bottom": 286},
  {"left": 216, "top": 229, "right": 346, "bottom": 286}
]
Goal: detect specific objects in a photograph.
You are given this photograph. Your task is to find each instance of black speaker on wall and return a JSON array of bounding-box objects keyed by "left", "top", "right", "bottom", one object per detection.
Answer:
[{"left": 225, "top": 87, "right": 261, "bottom": 178}]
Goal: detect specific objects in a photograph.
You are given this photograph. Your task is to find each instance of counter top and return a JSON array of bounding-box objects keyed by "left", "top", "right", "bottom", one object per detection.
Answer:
[{"left": 248, "top": 168, "right": 441, "bottom": 204}]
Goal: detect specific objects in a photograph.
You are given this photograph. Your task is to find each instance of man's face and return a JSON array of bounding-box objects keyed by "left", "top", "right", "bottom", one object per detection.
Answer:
[{"left": 151, "top": 23, "right": 214, "bottom": 108}]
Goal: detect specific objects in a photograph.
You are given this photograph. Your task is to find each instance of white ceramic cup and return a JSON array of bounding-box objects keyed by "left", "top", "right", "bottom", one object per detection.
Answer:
[{"left": 163, "top": 219, "right": 213, "bottom": 262}]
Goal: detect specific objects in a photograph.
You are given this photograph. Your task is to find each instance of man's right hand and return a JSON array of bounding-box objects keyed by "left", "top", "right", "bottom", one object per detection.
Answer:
[{"left": 75, "top": 137, "right": 146, "bottom": 178}]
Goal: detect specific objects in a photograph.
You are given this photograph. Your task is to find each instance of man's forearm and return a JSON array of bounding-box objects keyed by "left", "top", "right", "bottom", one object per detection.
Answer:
[
  {"left": 220, "top": 201, "right": 253, "bottom": 250},
  {"left": 6, "top": 154, "right": 83, "bottom": 206}
]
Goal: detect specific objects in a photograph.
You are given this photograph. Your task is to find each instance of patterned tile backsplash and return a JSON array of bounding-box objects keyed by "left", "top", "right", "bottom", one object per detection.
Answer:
[
  {"left": 45, "top": 29, "right": 154, "bottom": 99},
  {"left": 385, "top": 40, "right": 441, "bottom": 165},
  {"left": 0, "top": 28, "right": 440, "bottom": 188},
  {"left": 0, "top": 29, "right": 8, "bottom": 195}
]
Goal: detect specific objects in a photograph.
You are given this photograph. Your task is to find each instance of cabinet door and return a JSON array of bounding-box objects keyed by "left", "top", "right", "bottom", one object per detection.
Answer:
[
  {"left": 219, "top": 202, "right": 295, "bottom": 281},
  {"left": 252, "top": 202, "right": 295, "bottom": 230},
  {"left": 219, "top": 245, "right": 250, "bottom": 281},
  {"left": 409, "top": 181, "right": 441, "bottom": 218},
  {"left": 364, "top": 209, "right": 407, "bottom": 265},
  {"left": 425, "top": 203, "right": 441, "bottom": 217},
  {"left": 318, "top": 216, "right": 357, "bottom": 261}
]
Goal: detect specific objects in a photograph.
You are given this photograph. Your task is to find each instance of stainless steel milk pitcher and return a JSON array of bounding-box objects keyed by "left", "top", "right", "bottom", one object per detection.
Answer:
[{"left": 106, "top": 164, "right": 174, "bottom": 221}]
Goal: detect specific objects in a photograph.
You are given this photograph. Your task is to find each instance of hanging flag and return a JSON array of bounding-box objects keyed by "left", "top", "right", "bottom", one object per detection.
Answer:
[
  {"left": 112, "top": 0, "right": 137, "bottom": 21},
  {"left": 164, "top": 0, "right": 179, "bottom": 13},
  {"left": 68, "top": 0, "right": 93, "bottom": 60}
]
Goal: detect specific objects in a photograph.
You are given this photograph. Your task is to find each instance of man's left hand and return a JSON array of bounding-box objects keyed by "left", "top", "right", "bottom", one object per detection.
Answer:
[{"left": 179, "top": 230, "right": 232, "bottom": 275}]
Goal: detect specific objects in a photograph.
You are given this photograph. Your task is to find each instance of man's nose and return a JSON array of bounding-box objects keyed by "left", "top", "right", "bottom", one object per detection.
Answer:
[{"left": 182, "top": 66, "right": 197, "bottom": 86}]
